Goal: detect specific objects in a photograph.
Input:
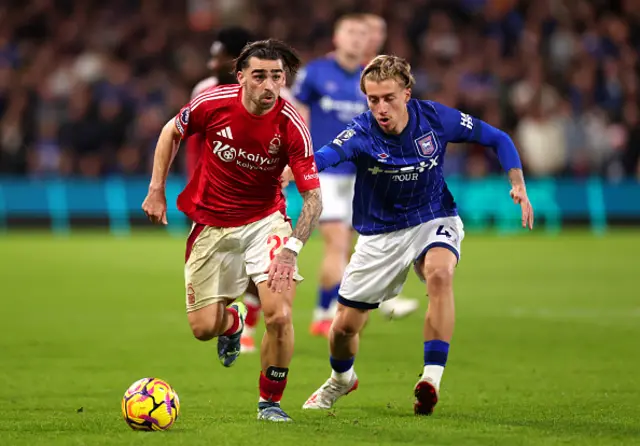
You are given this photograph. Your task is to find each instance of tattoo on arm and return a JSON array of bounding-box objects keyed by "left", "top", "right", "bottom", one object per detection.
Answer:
[
  {"left": 290, "top": 187, "right": 322, "bottom": 244},
  {"left": 508, "top": 168, "right": 525, "bottom": 187}
]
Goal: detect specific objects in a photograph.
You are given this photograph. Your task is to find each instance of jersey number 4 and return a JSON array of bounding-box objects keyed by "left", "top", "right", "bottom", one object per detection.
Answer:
[
  {"left": 267, "top": 235, "right": 290, "bottom": 260},
  {"left": 436, "top": 225, "right": 452, "bottom": 238}
]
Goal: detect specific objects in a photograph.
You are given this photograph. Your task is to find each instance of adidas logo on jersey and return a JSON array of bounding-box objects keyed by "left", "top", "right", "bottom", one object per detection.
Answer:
[{"left": 216, "top": 126, "right": 233, "bottom": 139}]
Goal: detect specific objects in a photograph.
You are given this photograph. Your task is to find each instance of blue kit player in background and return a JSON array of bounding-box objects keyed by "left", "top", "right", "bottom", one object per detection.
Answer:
[
  {"left": 300, "top": 55, "right": 534, "bottom": 415},
  {"left": 293, "top": 13, "right": 418, "bottom": 337}
]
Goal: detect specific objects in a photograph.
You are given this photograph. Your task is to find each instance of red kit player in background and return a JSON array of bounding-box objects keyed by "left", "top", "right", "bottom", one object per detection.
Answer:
[
  {"left": 184, "top": 26, "right": 265, "bottom": 354},
  {"left": 142, "top": 39, "right": 323, "bottom": 422}
]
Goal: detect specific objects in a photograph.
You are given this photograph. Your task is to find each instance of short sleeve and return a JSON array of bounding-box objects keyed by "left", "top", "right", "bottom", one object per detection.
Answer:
[{"left": 174, "top": 93, "right": 212, "bottom": 139}]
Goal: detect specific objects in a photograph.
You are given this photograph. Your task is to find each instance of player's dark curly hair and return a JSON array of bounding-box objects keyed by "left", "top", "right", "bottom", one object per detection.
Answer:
[{"left": 233, "top": 39, "right": 302, "bottom": 77}]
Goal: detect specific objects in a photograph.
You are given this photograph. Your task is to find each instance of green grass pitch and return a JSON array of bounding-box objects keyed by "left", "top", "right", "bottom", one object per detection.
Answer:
[{"left": 1, "top": 230, "right": 639, "bottom": 445}]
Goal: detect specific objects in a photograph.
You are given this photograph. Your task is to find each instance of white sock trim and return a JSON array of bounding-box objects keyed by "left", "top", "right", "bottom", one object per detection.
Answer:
[
  {"left": 421, "top": 365, "right": 444, "bottom": 390},
  {"left": 331, "top": 366, "right": 354, "bottom": 384}
]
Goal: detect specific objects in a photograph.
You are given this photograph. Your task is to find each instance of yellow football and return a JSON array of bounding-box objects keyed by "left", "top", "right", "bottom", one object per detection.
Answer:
[{"left": 121, "top": 378, "right": 180, "bottom": 431}]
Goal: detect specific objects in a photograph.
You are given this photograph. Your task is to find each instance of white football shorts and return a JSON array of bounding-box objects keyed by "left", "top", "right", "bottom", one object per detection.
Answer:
[
  {"left": 318, "top": 172, "right": 356, "bottom": 225},
  {"left": 338, "top": 216, "right": 464, "bottom": 309},
  {"left": 184, "top": 211, "right": 303, "bottom": 312}
]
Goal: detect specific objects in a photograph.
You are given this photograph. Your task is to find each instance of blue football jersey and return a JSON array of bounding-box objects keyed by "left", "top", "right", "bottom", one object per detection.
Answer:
[
  {"left": 317, "top": 99, "right": 482, "bottom": 235},
  {"left": 292, "top": 57, "right": 367, "bottom": 175}
]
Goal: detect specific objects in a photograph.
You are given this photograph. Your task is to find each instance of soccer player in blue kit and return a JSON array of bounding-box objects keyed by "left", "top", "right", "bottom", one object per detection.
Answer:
[
  {"left": 293, "top": 14, "right": 418, "bottom": 337},
  {"left": 301, "top": 55, "right": 534, "bottom": 415}
]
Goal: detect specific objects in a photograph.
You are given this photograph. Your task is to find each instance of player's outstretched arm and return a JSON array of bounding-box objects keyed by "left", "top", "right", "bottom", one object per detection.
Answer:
[
  {"left": 278, "top": 144, "right": 341, "bottom": 185},
  {"left": 279, "top": 125, "right": 361, "bottom": 184},
  {"left": 315, "top": 127, "right": 362, "bottom": 172},
  {"left": 432, "top": 102, "right": 534, "bottom": 230},
  {"left": 142, "top": 119, "right": 182, "bottom": 225},
  {"left": 473, "top": 124, "right": 534, "bottom": 230},
  {"left": 313, "top": 144, "right": 347, "bottom": 172}
]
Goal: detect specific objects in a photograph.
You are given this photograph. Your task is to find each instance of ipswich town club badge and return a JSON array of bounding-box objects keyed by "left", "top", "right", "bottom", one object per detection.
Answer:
[{"left": 415, "top": 132, "right": 437, "bottom": 158}]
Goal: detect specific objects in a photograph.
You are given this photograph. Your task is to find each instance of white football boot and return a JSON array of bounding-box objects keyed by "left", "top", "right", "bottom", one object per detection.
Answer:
[
  {"left": 302, "top": 374, "right": 359, "bottom": 409},
  {"left": 379, "top": 295, "right": 420, "bottom": 319}
]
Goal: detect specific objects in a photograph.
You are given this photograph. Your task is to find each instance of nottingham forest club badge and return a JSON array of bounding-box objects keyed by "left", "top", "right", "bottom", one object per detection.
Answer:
[{"left": 414, "top": 132, "right": 438, "bottom": 158}]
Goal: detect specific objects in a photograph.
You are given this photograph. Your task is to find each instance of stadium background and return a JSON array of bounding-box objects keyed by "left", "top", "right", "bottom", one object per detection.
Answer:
[{"left": 0, "top": 1, "right": 638, "bottom": 445}]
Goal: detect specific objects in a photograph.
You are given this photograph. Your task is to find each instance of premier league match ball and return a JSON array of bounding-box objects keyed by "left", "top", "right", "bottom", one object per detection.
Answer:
[{"left": 121, "top": 378, "right": 180, "bottom": 431}]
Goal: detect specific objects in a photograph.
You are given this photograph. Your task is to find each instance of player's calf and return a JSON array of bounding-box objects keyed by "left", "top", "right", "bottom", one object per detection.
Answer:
[
  {"left": 259, "top": 306, "right": 293, "bottom": 403},
  {"left": 330, "top": 303, "right": 368, "bottom": 358},
  {"left": 262, "top": 304, "right": 293, "bottom": 366},
  {"left": 304, "top": 304, "right": 367, "bottom": 409},
  {"left": 255, "top": 282, "right": 296, "bottom": 417},
  {"left": 421, "top": 248, "right": 456, "bottom": 342},
  {"left": 416, "top": 247, "right": 458, "bottom": 415},
  {"left": 259, "top": 284, "right": 295, "bottom": 368}
]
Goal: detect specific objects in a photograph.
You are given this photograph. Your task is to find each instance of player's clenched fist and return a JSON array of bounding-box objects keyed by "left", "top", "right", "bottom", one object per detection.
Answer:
[{"left": 142, "top": 187, "right": 168, "bottom": 225}]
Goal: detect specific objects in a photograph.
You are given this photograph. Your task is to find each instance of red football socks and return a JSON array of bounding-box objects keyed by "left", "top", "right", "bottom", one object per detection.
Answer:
[
  {"left": 222, "top": 307, "right": 239, "bottom": 336},
  {"left": 259, "top": 369, "right": 288, "bottom": 403}
]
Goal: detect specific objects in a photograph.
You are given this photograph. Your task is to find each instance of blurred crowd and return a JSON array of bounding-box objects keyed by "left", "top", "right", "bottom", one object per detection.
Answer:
[{"left": 0, "top": 0, "right": 639, "bottom": 180}]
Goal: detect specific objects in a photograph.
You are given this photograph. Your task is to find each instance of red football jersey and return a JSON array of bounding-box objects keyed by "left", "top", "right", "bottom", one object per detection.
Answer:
[{"left": 174, "top": 84, "right": 320, "bottom": 228}]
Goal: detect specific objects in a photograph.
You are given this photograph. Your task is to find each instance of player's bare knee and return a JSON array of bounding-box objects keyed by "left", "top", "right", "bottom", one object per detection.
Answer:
[
  {"left": 331, "top": 320, "right": 359, "bottom": 339},
  {"left": 188, "top": 306, "right": 226, "bottom": 341},
  {"left": 190, "top": 323, "right": 216, "bottom": 341},
  {"left": 425, "top": 264, "right": 455, "bottom": 291},
  {"left": 332, "top": 306, "right": 366, "bottom": 338},
  {"left": 263, "top": 307, "right": 292, "bottom": 334}
]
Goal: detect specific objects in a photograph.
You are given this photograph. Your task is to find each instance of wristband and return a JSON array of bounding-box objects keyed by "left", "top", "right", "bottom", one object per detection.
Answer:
[{"left": 283, "top": 237, "right": 303, "bottom": 255}]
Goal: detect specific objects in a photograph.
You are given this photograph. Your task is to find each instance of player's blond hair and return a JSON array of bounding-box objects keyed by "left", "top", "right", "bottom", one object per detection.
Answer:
[{"left": 360, "top": 55, "right": 415, "bottom": 94}]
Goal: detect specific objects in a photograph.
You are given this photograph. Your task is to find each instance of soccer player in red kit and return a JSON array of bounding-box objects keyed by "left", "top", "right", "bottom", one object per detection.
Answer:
[{"left": 142, "top": 39, "right": 322, "bottom": 422}]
